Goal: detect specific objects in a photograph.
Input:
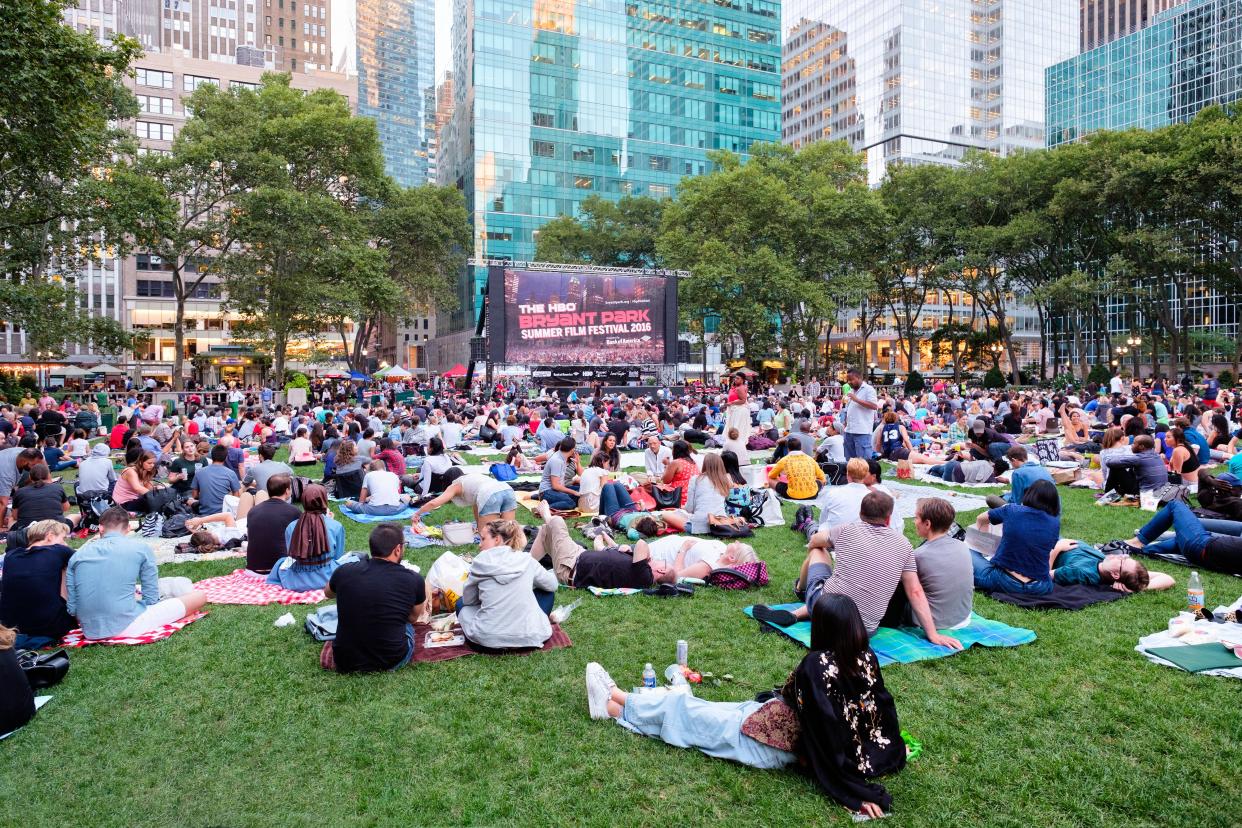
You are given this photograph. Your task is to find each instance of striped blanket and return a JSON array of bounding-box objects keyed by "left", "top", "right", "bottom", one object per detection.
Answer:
[
  {"left": 60, "top": 611, "right": 208, "bottom": 648},
  {"left": 744, "top": 603, "right": 1035, "bottom": 666}
]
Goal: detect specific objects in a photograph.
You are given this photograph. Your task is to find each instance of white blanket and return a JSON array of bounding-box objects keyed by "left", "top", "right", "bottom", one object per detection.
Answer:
[
  {"left": 910, "top": 468, "right": 1003, "bottom": 490},
  {"left": 1135, "top": 595, "right": 1242, "bottom": 680},
  {"left": 880, "top": 480, "right": 992, "bottom": 519}
]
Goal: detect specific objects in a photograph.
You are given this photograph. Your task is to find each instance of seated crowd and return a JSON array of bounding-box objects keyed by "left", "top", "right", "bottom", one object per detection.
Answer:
[{"left": 1, "top": 372, "right": 1237, "bottom": 818}]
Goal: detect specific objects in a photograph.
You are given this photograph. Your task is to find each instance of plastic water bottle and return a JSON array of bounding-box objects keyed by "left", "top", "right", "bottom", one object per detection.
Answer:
[
  {"left": 1187, "top": 571, "right": 1204, "bottom": 612},
  {"left": 642, "top": 663, "right": 657, "bottom": 689},
  {"left": 676, "top": 639, "right": 688, "bottom": 667}
]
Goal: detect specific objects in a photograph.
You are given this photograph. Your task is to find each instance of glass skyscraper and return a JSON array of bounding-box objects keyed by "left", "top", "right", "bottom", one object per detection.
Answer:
[
  {"left": 1047, "top": 0, "right": 1242, "bottom": 147},
  {"left": 436, "top": 0, "right": 782, "bottom": 340},
  {"left": 781, "top": 0, "right": 1078, "bottom": 185},
  {"left": 357, "top": 0, "right": 436, "bottom": 186}
]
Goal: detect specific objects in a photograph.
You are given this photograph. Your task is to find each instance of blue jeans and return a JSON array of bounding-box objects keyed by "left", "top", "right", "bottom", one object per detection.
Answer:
[
  {"left": 1135, "top": 500, "right": 1209, "bottom": 561},
  {"left": 928, "top": 461, "right": 962, "bottom": 482},
  {"left": 52, "top": 460, "right": 78, "bottom": 472},
  {"left": 987, "top": 442, "right": 1009, "bottom": 462},
  {"left": 971, "top": 550, "right": 1053, "bottom": 595},
  {"left": 621, "top": 693, "right": 795, "bottom": 770},
  {"left": 540, "top": 488, "right": 579, "bottom": 510},
  {"left": 393, "top": 623, "right": 415, "bottom": 670},
  {"left": 344, "top": 500, "right": 407, "bottom": 516},
  {"left": 599, "top": 482, "right": 635, "bottom": 518},
  {"left": 844, "top": 432, "right": 872, "bottom": 460}
]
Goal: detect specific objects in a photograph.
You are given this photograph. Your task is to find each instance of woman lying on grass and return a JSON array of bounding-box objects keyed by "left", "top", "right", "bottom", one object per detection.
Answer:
[{"left": 585, "top": 594, "right": 905, "bottom": 821}]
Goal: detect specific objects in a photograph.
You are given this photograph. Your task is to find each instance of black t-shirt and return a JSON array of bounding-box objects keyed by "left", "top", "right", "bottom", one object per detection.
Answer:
[
  {"left": 38, "top": 410, "right": 65, "bottom": 427},
  {"left": 168, "top": 457, "right": 208, "bottom": 494},
  {"left": 11, "top": 484, "right": 67, "bottom": 526},
  {"left": 0, "top": 646, "right": 36, "bottom": 737},
  {"left": 245, "top": 498, "right": 302, "bottom": 573},
  {"left": 571, "top": 547, "right": 655, "bottom": 589},
  {"left": 1113, "top": 405, "right": 1139, "bottom": 424},
  {"left": 329, "top": 558, "right": 425, "bottom": 673},
  {"left": 0, "top": 543, "right": 76, "bottom": 638},
  {"left": 608, "top": 418, "right": 630, "bottom": 442}
]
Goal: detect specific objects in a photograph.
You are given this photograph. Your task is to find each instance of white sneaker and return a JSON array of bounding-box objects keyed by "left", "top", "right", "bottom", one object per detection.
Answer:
[{"left": 585, "top": 662, "right": 613, "bottom": 720}]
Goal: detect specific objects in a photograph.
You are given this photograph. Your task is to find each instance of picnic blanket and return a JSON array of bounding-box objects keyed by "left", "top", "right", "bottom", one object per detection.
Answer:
[
  {"left": 412, "top": 622, "right": 573, "bottom": 663},
  {"left": 194, "top": 569, "right": 326, "bottom": 605},
  {"left": 983, "top": 584, "right": 1131, "bottom": 610},
  {"left": 587, "top": 586, "right": 644, "bottom": 597},
  {"left": 1136, "top": 599, "right": 1242, "bottom": 679},
  {"left": 744, "top": 603, "right": 1035, "bottom": 666},
  {"left": 880, "top": 481, "right": 991, "bottom": 520},
  {"left": 60, "top": 611, "right": 208, "bottom": 648},
  {"left": 338, "top": 504, "right": 420, "bottom": 523},
  {"left": 911, "top": 468, "right": 1003, "bottom": 490}
]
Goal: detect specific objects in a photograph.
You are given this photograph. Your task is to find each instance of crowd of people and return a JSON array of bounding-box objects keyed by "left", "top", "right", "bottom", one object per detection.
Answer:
[{"left": 1, "top": 366, "right": 1239, "bottom": 819}]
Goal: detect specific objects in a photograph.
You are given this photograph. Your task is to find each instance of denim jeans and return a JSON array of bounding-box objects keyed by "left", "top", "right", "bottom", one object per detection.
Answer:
[
  {"left": 621, "top": 693, "right": 795, "bottom": 770},
  {"left": 1198, "top": 518, "right": 1242, "bottom": 536},
  {"left": 970, "top": 550, "right": 1053, "bottom": 595},
  {"left": 1135, "top": 500, "right": 1209, "bottom": 561},
  {"left": 392, "top": 623, "right": 416, "bottom": 670},
  {"left": 928, "top": 461, "right": 962, "bottom": 482},
  {"left": 600, "top": 482, "right": 635, "bottom": 518},
  {"left": 844, "top": 432, "right": 872, "bottom": 461},
  {"left": 540, "top": 488, "right": 579, "bottom": 510},
  {"left": 344, "top": 501, "right": 407, "bottom": 516}
]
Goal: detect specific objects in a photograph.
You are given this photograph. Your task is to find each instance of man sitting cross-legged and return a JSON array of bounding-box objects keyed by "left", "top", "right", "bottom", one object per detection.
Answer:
[
  {"left": 880, "top": 497, "right": 973, "bottom": 630},
  {"left": 751, "top": 491, "right": 962, "bottom": 650}
]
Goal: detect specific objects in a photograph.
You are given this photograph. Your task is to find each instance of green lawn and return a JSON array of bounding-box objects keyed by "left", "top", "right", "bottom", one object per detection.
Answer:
[{"left": 3, "top": 453, "right": 1240, "bottom": 827}]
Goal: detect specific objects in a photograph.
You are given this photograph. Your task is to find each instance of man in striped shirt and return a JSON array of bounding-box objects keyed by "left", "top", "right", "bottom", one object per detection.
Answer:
[{"left": 753, "top": 491, "right": 963, "bottom": 650}]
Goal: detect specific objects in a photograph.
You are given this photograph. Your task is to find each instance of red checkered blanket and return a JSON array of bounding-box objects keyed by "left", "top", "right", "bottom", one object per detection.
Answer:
[
  {"left": 60, "top": 611, "right": 208, "bottom": 648},
  {"left": 194, "top": 568, "right": 326, "bottom": 605}
]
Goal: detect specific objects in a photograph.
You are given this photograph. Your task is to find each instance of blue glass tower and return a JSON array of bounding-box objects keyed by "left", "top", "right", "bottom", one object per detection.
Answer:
[
  {"left": 1046, "top": 0, "right": 1242, "bottom": 147},
  {"left": 439, "top": 0, "right": 782, "bottom": 335},
  {"left": 357, "top": 0, "right": 436, "bottom": 186}
]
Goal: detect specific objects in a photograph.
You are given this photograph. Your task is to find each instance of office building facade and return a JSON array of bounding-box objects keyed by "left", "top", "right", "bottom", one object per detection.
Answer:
[
  {"left": 431, "top": 0, "right": 781, "bottom": 369},
  {"left": 782, "top": 0, "right": 1079, "bottom": 186},
  {"left": 1080, "top": 0, "right": 1188, "bottom": 51},
  {"left": 1045, "top": 0, "right": 1242, "bottom": 372},
  {"left": 356, "top": 0, "right": 436, "bottom": 186}
]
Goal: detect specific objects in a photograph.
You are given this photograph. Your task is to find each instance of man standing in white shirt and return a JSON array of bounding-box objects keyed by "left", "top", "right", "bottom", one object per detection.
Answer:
[
  {"left": 1109, "top": 372, "right": 1124, "bottom": 395},
  {"left": 643, "top": 436, "right": 672, "bottom": 478},
  {"left": 842, "top": 367, "right": 879, "bottom": 460}
]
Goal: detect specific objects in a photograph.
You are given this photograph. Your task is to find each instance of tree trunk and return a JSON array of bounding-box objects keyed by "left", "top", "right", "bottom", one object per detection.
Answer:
[
  {"left": 1036, "top": 305, "right": 1048, "bottom": 382},
  {"left": 272, "top": 330, "right": 288, "bottom": 389},
  {"left": 172, "top": 277, "right": 187, "bottom": 392}
]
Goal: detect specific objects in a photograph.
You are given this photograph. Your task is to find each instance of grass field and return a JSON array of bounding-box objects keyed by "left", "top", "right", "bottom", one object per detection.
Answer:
[{"left": 2, "top": 452, "right": 1240, "bottom": 827}]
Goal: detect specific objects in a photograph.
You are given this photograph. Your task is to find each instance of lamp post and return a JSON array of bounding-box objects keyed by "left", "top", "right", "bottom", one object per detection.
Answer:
[
  {"left": 867, "top": 361, "right": 877, "bottom": 383},
  {"left": 1126, "top": 335, "right": 1142, "bottom": 378},
  {"left": 989, "top": 342, "right": 1004, "bottom": 372}
]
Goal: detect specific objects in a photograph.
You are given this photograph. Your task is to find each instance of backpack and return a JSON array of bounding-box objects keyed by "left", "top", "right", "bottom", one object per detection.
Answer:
[
  {"left": 725, "top": 485, "right": 765, "bottom": 526},
  {"left": 705, "top": 561, "right": 769, "bottom": 589},
  {"left": 161, "top": 512, "right": 192, "bottom": 538},
  {"left": 747, "top": 434, "right": 776, "bottom": 451},
  {"left": 491, "top": 463, "right": 518, "bottom": 481},
  {"left": 139, "top": 513, "right": 165, "bottom": 538}
]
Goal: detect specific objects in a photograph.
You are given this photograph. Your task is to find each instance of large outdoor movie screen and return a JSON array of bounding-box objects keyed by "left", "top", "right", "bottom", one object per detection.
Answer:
[{"left": 494, "top": 267, "right": 673, "bottom": 366}]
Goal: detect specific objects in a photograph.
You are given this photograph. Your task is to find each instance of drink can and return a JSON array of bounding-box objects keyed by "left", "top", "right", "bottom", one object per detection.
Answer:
[{"left": 676, "top": 639, "right": 688, "bottom": 666}]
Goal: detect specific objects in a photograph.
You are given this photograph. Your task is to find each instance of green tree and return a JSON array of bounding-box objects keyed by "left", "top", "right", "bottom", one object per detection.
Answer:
[
  {"left": 1, "top": 0, "right": 149, "bottom": 358},
  {"left": 214, "top": 76, "right": 390, "bottom": 382},
  {"left": 534, "top": 195, "right": 664, "bottom": 267},
  {"left": 983, "top": 365, "right": 1006, "bottom": 389},
  {"left": 332, "top": 184, "right": 470, "bottom": 371},
  {"left": 660, "top": 142, "right": 881, "bottom": 370}
]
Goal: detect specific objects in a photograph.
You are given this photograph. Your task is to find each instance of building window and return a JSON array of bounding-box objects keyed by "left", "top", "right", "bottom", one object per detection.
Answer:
[
  {"left": 231, "top": 80, "right": 261, "bottom": 91},
  {"left": 574, "top": 175, "right": 594, "bottom": 189},
  {"left": 136, "top": 121, "right": 176, "bottom": 141},
  {"left": 136, "top": 68, "right": 174, "bottom": 89},
  {"left": 532, "top": 140, "right": 556, "bottom": 158},
  {"left": 183, "top": 74, "right": 219, "bottom": 92},
  {"left": 137, "top": 95, "right": 174, "bottom": 115},
  {"left": 648, "top": 154, "right": 670, "bottom": 171},
  {"left": 531, "top": 109, "right": 554, "bottom": 127},
  {"left": 571, "top": 146, "right": 595, "bottom": 163}
]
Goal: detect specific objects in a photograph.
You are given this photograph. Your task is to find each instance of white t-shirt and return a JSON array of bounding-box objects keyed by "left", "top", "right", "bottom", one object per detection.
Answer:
[
  {"left": 814, "top": 481, "right": 870, "bottom": 531},
  {"left": 844, "top": 383, "right": 878, "bottom": 435},
  {"left": 644, "top": 445, "right": 672, "bottom": 477},
  {"left": 578, "top": 466, "right": 608, "bottom": 497},
  {"left": 362, "top": 469, "right": 403, "bottom": 506},
  {"left": 289, "top": 436, "right": 314, "bottom": 462},
  {"left": 455, "top": 472, "right": 509, "bottom": 510},
  {"left": 646, "top": 536, "right": 727, "bottom": 570},
  {"left": 721, "top": 437, "right": 750, "bottom": 466},
  {"left": 69, "top": 438, "right": 90, "bottom": 458},
  {"left": 818, "top": 434, "right": 846, "bottom": 463},
  {"left": 440, "top": 422, "right": 463, "bottom": 447}
]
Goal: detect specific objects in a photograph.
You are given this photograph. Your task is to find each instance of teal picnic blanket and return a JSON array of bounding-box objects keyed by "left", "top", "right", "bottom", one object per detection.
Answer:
[
  {"left": 338, "top": 505, "right": 420, "bottom": 523},
  {"left": 744, "top": 603, "right": 1036, "bottom": 666}
]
